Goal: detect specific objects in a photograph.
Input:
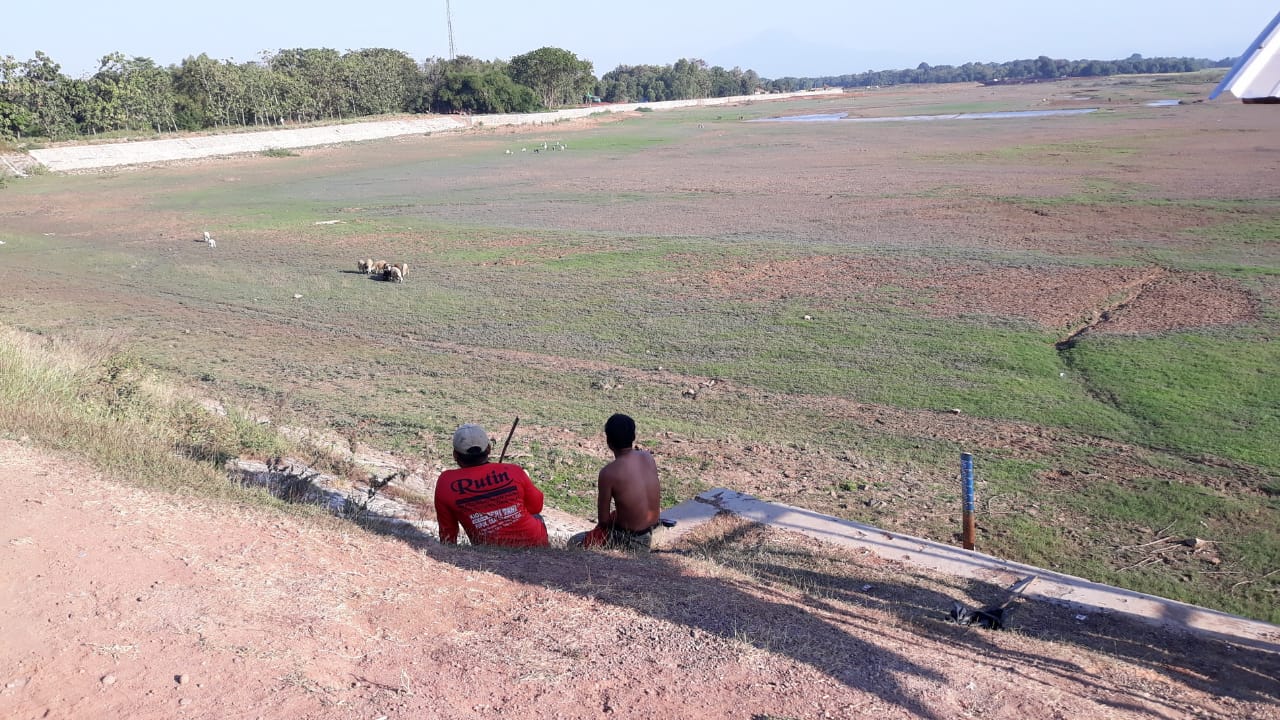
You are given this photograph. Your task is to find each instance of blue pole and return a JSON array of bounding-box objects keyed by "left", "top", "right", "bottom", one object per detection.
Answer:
[{"left": 961, "top": 452, "right": 976, "bottom": 550}]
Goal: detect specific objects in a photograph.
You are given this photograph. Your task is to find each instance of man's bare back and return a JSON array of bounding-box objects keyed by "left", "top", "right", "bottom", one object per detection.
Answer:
[
  {"left": 569, "top": 413, "right": 663, "bottom": 551},
  {"left": 598, "top": 447, "right": 661, "bottom": 532}
]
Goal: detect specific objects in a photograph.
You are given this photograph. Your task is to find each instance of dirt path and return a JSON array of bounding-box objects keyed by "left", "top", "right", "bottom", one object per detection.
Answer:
[{"left": 3, "top": 438, "right": 1278, "bottom": 719}]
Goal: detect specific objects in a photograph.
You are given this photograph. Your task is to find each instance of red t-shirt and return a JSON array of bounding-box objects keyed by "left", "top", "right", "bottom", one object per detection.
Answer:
[{"left": 434, "top": 462, "right": 548, "bottom": 547}]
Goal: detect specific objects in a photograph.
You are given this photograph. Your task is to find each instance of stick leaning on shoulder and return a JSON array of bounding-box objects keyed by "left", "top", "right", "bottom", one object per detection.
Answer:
[{"left": 498, "top": 417, "right": 520, "bottom": 464}]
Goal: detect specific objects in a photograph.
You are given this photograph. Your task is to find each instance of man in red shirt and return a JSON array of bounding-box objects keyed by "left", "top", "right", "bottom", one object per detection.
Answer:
[{"left": 434, "top": 423, "right": 549, "bottom": 547}]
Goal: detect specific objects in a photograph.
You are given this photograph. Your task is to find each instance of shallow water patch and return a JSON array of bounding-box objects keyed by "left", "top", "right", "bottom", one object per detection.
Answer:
[{"left": 755, "top": 108, "right": 1099, "bottom": 123}]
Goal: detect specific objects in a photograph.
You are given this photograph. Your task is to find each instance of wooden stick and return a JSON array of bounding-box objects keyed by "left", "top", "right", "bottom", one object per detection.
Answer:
[
  {"left": 1116, "top": 538, "right": 1171, "bottom": 551},
  {"left": 1116, "top": 526, "right": 1180, "bottom": 551},
  {"left": 1118, "top": 556, "right": 1162, "bottom": 572},
  {"left": 498, "top": 417, "right": 520, "bottom": 464}
]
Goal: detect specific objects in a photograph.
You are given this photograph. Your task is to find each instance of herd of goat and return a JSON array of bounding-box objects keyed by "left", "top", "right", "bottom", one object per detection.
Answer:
[
  {"left": 357, "top": 259, "right": 409, "bottom": 282},
  {"left": 198, "top": 233, "right": 407, "bottom": 283}
]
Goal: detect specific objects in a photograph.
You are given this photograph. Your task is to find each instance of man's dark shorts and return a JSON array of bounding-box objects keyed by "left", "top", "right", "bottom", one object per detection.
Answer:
[{"left": 571, "top": 524, "right": 654, "bottom": 552}]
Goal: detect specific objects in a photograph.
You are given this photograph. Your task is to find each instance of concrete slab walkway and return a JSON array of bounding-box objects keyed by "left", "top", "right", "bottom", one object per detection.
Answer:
[{"left": 660, "top": 488, "right": 1280, "bottom": 653}]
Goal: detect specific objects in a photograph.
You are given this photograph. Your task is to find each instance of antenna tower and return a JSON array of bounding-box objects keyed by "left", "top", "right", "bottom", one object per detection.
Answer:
[{"left": 446, "top": 0, "right": 457, "bottom": 60}]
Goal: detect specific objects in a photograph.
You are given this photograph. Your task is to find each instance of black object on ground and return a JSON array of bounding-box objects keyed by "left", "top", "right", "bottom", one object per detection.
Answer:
[{"left": 948, "top": 575, "right": 1037, "bottom": 630}]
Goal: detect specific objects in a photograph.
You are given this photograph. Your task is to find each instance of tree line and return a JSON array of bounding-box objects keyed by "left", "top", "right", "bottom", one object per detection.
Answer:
[
  {"left": 0, "top": 47, "right": 766, "bottom": 141},
  {"left": 600, "top": 59, "right": 762, "bottom": 103},
  {"left": 1, "top": 47, "right": 1232, "bottom": 142},
  {"left": 764, "top": 54, "right": 1232, "bottom": 92}
]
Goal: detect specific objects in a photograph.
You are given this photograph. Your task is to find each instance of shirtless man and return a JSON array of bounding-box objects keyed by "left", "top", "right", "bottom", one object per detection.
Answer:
[{"left": 572, "top": 413, "right": 662, "bottom": 552}]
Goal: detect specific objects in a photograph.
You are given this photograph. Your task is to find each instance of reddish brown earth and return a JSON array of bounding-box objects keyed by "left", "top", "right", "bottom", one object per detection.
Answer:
[
  {"left": 699, "top": 258, "right": 1257, "bottom": 334},
  {"left": 3, "top": 439, "right": 1278, "bottom": 720},
  {"left": 1093, "top": 271, "right": 1261, "bottom": 336}
]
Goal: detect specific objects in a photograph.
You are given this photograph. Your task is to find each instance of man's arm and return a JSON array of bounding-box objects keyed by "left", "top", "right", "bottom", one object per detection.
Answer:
[
  {"left": 516, "top": 466, "right": 544, "bottom": 514},
  {"left": 596, "top": 468, "right": 614, "bottom": 528},
  {"left": 434, "top": 484, "right": 459, "bottom": 544}
]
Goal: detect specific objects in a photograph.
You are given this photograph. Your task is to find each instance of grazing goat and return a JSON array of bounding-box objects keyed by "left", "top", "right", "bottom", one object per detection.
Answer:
[
  {"left": 392, "top": 262, "right": 408, "bottom": 279},
  {"left": 357, "top": 258, "right": 372, "bottom": 274},
  {"left": 384, "top": 265, "right": 404, "bottom": 283},
  {"left": 371, "top": 260, "right": 389, "bottom": 275}
]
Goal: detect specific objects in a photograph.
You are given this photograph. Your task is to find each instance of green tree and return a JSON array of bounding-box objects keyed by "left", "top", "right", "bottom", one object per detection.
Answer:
[
  {"left": 173, "top": 54, "right": 229, "bottom": 128},
  {"left": 239, "top": 59, "right": 283, "bottom": 126},
  {"left": 270, "top": 48, "right": 348, "bottom": 119},
  {"left": 0, "top": 56, "right": 31, "bottom": 138},
  {"left": 665, "top": 58, "right": 712, "bottom": 99},
  {"left": 432, "top": 64, "right": 540, "bottom": 114},
  {"left": 1, "top": 52, "right": 77, "bottom": 139},
  {"left": 0, "top": 97, "right": 37, "bottom": 139},
  {"left": 85, "top": 53, "right": 177, "bottom": 134},
  {"left": 600, "top": 64, "right": 667, "bottom": 102},
  {"left": 414, "top": 56, "right": 537, "bottom": 114},
  {"left": 507, "top": 47, "right": 595, "bottom": 107},
  {"left": 342, "top": 48, "right": 420, "bottom": 116}
]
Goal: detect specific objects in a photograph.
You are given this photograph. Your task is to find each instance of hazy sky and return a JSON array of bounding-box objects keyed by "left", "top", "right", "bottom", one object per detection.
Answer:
[{"left": 4, "top": 1, "right": 1275, "bottom": 79}]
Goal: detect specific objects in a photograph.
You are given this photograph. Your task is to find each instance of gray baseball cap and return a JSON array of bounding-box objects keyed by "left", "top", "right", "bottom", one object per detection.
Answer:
[{"left": 452, "top": 424, "right": 491, "bottom": 457}]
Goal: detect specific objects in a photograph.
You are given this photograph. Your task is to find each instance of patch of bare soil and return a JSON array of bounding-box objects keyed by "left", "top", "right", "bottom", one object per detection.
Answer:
[
  {"left": 3, "top": 439, "right": 1277, "bottom": 720},
  {"left": 1092, "top": 272, "right": 1262, "bottom": 335},
  {"left": 699, "top": 257, "right": 1259, "bottom": 334}
]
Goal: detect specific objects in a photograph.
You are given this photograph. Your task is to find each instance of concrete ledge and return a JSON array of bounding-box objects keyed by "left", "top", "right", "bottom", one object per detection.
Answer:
[
  {"left": 26, "top": 89, "right": 844, "bottom": 172},
  {"left": 663, "top": 488, "right": 1280, "bottom": 652},
  {"left": 28, "top": 117, "right": 468, "bottom": 171}
]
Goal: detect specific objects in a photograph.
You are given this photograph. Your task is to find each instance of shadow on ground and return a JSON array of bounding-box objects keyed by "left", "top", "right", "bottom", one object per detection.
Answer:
[
  {"left": 329, "top": 491, "right": 1279, "bottom": 716},
  {"left": 245, "top": 462, "right": 1277, "bottom": 716},
  {"left": 657, "top": 520, "right": 1280, "bottom": 712}
]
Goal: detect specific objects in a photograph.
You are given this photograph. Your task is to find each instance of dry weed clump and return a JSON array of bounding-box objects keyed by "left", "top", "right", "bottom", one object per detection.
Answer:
[
  {"left": 0, "top": 326, "right": 96, "bottom": 405},
  {"left": 0, "top": 322, "right": 294, "bottom": 504},
  {"left": 340, "top": 470, "right": 399, "bottom": 522}
]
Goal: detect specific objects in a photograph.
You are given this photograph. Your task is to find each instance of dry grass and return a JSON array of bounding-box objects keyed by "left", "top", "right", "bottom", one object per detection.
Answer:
[{"left": 0, "top": 323, "right": 292, "bottom": 505}]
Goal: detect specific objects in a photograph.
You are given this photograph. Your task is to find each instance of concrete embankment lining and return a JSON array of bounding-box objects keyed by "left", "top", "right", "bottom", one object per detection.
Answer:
[
  {"left": 662, "top": 488, "right": 1280, "bottom": 652},
  {"left": 27, "top": 89, "right": 844, "bottom": 172},
  {"left": 28, "top": 117, "right": 467, "bottom": 171}
]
